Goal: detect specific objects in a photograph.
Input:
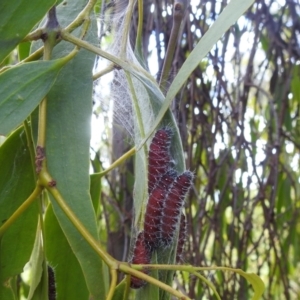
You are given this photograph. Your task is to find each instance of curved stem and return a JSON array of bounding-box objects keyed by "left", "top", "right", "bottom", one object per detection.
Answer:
[
  {"left": 193, "top": 272, "right": 221, "bottom": 300},
  {"left": 0, "top": 185, "right": 43, "bottom": 238},
  {"left": 119, "top": 263, "right": 191, "bottom": 300},
  {"left": 64, "top": 0, "right": 97, "bottom": 32},
  {"left": 93, "top": 147, "right": 136, "bottom": 178},
  {"left": 159, "top": 0, "right": 187, "bottom": 91},
  {"left": 106, "top": 269, "right": 118, "bottom": 300}
]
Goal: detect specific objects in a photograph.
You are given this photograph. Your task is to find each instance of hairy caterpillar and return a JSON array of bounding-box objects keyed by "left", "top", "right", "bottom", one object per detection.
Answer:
[
  {"left": 144, "top": 170, "right": 177, "bottom": 249},
  {"left": 148, "top": 128, "right": 173, "bottom": 194},
  {"left": 48, "top": 265, "right": 56, "bottom": 300},
  {"left": 130, "top": 232, "right": 152, "bottom": 289},
  {"left": 160, "top": 171, "right": 193, "bottom": 246}
]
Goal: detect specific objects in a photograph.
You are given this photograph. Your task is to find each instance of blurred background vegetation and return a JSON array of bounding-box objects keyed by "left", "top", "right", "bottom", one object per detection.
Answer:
[{"left": 92, "top": 0, "right": 300, "bottom": 299}]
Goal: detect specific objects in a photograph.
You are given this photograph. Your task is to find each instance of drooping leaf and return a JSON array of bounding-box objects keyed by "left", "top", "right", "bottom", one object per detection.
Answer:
[
  {"left": 0, "top": 58, "right": 69, "bottom": 136},
  {"left": 0, "top": 127, "right": 38, "bottom": 298},
  {"left": 233, "top": 269, "right": 265, "bottom": 300},
  {"left": 0, "top": 0, "right": 56, "bottom": 64}
]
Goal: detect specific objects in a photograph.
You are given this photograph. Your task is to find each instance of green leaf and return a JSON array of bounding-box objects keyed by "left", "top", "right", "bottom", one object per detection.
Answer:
[
  {"left": 44, "top": 204, "right": 89, "bottom": 300},
  {"left": 0, "top": 59, "right": 67, "bottom": 136},
  {"left": 27, "top": 229, "right": 46, "bottom": 300},
  {"left": 232, "top": 269, "right": 265, "bottom": 300},
  {"left": 18, "top": 42, "right": 31, "bottom": 61},
  {"left": 112, "top": 279, "right": 128, "bottom": 300},
  {"left": 136, "top": 267, "right": 159, "bottom": 300},
  {"left": 34, "top": 1, "right": 105, "bottom": 298},
  {"left": 0, "top": 0, "right": 56, "bottom": 64},
  {"left": 0, "top": 127, "right": 38, "bottom": 298},
  {"left": 90, "top": 173, "right": 101, "bottom": 213}
]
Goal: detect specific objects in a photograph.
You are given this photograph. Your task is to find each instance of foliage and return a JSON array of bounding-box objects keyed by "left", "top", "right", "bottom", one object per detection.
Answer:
[
  {"left": 1, "top": 0, "right": 298, "bottom": 299},
  {"left": 128, "top": 0, "right": 300, "bottom": 299}
]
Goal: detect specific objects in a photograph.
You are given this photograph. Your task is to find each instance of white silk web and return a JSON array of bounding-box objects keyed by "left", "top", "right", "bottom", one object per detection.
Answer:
[{"left": 93, "top": 2, "right": 154, "bottom": 146}]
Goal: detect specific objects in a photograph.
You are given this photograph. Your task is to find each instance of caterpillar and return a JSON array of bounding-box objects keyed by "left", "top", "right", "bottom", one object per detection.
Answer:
[
  {"left": 144, "top": 170, "right": 177, "bottom": 249},
  {"left": 148, "top": 128, "right": 173, "bottom": 194},
  {"left": 130, "top": 232, "right": 152, "bottom": 289},
  {"left": 48, "top": 265, "right": 56, "bottom": 300},
  {"left": 160, "top": 171, "right": 193, "bottom": 246}
]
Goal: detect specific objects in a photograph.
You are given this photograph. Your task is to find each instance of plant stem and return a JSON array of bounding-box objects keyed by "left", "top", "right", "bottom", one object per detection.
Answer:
[
  {"left": 61, "top": 32, "right": 169, "bottom": 149},
  {"left": 65, "top": 0, "right": 97, "bottom": 32},
  {"left": 37, "top": 6, "right": 60, "bottom": 148},
  {"left": 21, "top": 28, "right": 44, "bottom": 42},
  {"left": 135, "top": 0, "right": 144, "bottom": 60},
  {"left": 119, "top": 263, "right": 191, "bottom": 300},
  {"left": 19, "top": 0, "right": 95, "bottom": 64},
  {"left": 192, "top": 272, "right": 222, "bottom": 300},
  {"left": 159, "top": 0, "right": 188, "bottom": 91},
  {"left": 119, "top": 0, "right": 136, "bottom": 59},
  {"left": 61, "top": 31, "right": 159, "bottom": 89},
  {"left": 106, "top": 269, "right": 118, "bottom": 300},
  {"left": 93, "top": 147, "right": 136, "bottom": 177},
  {"left": 37, "top": 99, "right": 47, "bottom": 148},
  {"left": 93, "top": 63, "right": 115, "bottom": 80},
  {"left": 40, "top": 172, "right": 116, "bottom": 268},
  {"left": 0, "top": 186, "right": 43, "bottom": 238}
]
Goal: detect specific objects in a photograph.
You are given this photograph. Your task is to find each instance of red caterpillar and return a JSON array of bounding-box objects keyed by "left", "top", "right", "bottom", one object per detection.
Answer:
[
  {"left": 130, "top": 232, "right": 152, "bottom": 289},
  {"left": 148, "top": 128, "right": 173, "bottom": 194},
  {"left": 176, "top": 213, "right": 187, "bottom": 263},
  {"left": 144, "top": 171, "right": 177, "bottom": 249},
  {"left": 160, "top": 171, "right": 193, "bottom": 246}
]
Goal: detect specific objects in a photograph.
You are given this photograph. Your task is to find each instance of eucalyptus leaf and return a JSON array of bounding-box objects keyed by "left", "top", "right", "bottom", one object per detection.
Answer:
[
  {"left": 232, "top": 269, "right": 265, "bottom": 300},
  {"left": 0, "top": 127, "right": 38, "bottom": 298},
  {"left": 0, "top": 59, "right": 68, "bottom": 136},
  {"left": 0, "top": 0, "right": 55, "bottom": 63}
]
